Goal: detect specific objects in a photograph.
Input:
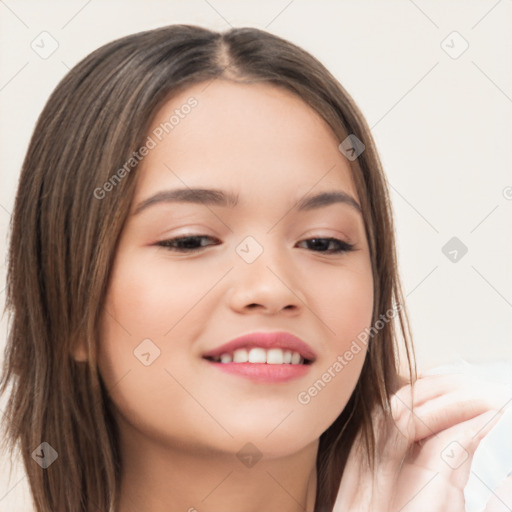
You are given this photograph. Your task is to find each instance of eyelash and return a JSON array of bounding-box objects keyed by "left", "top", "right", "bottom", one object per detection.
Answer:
[{"left": 156, "top": 235, "right": 355, "bottom": 255}]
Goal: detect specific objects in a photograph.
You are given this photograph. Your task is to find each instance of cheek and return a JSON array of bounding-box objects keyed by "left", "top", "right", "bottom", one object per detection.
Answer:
[
  {"left": 305, "top": 254, "right": 374, "bottom": 349},
  {"left": 291, "top": 259, "right": 373, "bottom": 432},
  {"left": 96, "top": 253, "right": 220, "bottom": 450},
  {"left": 321, "top": 269, "right": 373, "bottom": 340},
  {"left": 97, "top": 251, "right": 204, "bottom": 390},
  {"left": 102, "top": 253, "right": 216, "bottom": 339}
]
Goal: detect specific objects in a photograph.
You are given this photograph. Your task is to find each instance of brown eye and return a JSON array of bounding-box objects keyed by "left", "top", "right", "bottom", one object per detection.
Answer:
[
  {"left": 156, "top": 235, "right": 220, "bottom": 252},
  {"left": 297, "top": 237, "right": 355, "bottom": 254}
]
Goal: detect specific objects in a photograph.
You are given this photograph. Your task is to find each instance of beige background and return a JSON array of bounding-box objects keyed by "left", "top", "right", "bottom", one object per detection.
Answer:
[{"left": 1, "top": 0, "right": 511, "bottom": 509}]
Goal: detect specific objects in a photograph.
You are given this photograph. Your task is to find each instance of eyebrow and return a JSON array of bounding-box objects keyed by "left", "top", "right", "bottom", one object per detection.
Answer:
[{"left": 132, "top": 187, "right": 361, "bottom": 215}]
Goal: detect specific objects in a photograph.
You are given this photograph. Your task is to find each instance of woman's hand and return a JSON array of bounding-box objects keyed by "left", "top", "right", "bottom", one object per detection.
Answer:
[{"left": 333, "top": 373, "right": 512, "bottom": 512}]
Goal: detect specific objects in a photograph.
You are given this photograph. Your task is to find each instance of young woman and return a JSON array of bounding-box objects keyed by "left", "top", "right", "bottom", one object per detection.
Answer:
[{"left": 1, "top": 24, "right": 510, "bottom": 512}]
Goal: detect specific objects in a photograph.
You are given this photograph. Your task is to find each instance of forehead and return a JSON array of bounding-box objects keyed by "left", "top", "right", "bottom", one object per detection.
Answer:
[{"left": 134, "top": 79, "right": 358, "bottom": 204}]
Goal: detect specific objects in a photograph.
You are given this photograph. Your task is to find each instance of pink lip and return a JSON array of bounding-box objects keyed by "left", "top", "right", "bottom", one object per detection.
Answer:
[
  {"left": 201, "top": 331, "right": 317, "bottom": 362},
  {"left": 207, "top": 361, "right": 311, "bottom": 382}
]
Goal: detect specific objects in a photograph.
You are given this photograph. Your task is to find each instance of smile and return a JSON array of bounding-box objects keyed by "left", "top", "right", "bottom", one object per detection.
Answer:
[{"left": 204, "top": 346, "right": 312, "bottom": 365}]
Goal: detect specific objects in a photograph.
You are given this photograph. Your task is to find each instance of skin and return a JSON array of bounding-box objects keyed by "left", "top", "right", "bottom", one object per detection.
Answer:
[
  {"left": 95, "top": 79, "right": 373, "bottom": 512},
  {"left": 335, "top": 373, "right": 512, "bottom": 511},
  {"left": 80, "top": 79, "right": 512, "bottom": 511}
]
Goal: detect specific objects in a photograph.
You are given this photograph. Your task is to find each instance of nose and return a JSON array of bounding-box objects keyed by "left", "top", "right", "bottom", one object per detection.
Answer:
[{"left": 226, "top": 242, "right": 303, "bottom": 315}]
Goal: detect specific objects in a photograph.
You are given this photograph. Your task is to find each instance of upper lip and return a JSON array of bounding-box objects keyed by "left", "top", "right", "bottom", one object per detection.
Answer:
[{"left": 202, "top": 331, "right": 317, "bottom": 362}]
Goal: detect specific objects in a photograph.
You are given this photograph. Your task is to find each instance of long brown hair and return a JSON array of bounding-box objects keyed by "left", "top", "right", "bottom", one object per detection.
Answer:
[{"left": 0, "top": 24, "right": 415, "bottom": 512}]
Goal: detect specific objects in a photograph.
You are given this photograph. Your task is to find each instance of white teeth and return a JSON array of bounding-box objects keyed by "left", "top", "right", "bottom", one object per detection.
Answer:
[
  {"left": 220, "top": 353, "right": 233, "bottom": 363},
  {"left": 233, "top": 348, "right": 248, "bottom": 363},
  {"left": 213, "top": 347, "right": 307, "bottom": 365},
  {"left": 266, "top": 348, "right": 284, "bottom": 364},
  {"left": 248, "top": 347, "right": 267, "bottom": 363}
]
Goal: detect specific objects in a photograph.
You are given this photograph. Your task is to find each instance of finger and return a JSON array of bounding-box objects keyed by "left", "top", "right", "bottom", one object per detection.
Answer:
[
  {"left": 410, "top": 409, "right": 504, "bottom": 489},
  {"left": 412, "top": 373, "right": 470, "bottom": 406},
  {"left": 390, "top": 412, "right": 499, "bottom": 511},
  {"left": 391, "top": 372, "right": 511, "bottom": 442},
  {"left": 390, "top": 374, "right": 462, "bottom": 418},
  {"left": 412, "top": 392, "right": 508, "bottom": 441},
  {"left": 412, "top": 375, "right": 512, "bottom": 412},
  {"left": 413, "top": 398, "right": 500, "bottom": 441},
  {"left": 398, "top": 373, "right": 511, "bottom": 414}
]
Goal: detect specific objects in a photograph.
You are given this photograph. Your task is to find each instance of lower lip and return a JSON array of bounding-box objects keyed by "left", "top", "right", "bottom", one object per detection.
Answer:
[{"left": 206, "top": 361, "right": 312, "bottom": 382}]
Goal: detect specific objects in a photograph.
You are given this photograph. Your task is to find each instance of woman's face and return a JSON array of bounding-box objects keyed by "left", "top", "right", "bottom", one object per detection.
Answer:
[{"left": 97, "top": 79, "right": 374, "bottom": 458}]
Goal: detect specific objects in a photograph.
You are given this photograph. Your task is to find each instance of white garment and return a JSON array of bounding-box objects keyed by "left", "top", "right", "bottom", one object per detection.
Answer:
[{"left": 424, "top": 359, "right": 512, "bottom": 512}]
